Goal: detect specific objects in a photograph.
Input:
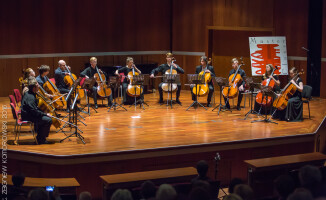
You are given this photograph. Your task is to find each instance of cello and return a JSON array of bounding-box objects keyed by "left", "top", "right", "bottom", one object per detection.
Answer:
[
  {"left": 273, "top": 70, "right": 304, "bottom": 110},
  {"left": 36, "top": 91, "right": 61, "bottom": 129},
  {"left": 161, "top": 58, "right": 178, "bottom": 92},
  {"left": 255, "top": 65, "right": 278, "bottom": 107},
  {"left": 43, "top": 77, "right": 67, "bottom": 109},
  {"left": 63, "top": 65, "right": 85, "bottom": 100},
  {"left": 222, "top": 58, "right": 244, "bottom": 99},
  {"left": 94, "top": 66, "right": 111, "bottom": 97},
  {"left": 192, "top": 58, "right": 212, "bottom": 97},
  {"left": 127, "top": 65, "right": 143, "bottom": 97}
]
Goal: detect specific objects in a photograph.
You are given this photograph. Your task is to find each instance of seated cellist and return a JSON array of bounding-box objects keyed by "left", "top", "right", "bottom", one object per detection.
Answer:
[{"left": 224, "top": 58, "right": 246, "bottom": 110}]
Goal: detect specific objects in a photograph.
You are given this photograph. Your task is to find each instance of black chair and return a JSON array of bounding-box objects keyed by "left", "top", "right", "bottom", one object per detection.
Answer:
[{"left": 302, "top": 85, "right": 312, "bottom": 119}]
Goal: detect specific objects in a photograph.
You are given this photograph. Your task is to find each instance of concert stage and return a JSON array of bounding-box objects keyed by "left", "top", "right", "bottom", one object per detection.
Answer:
[{"left": 3, "top": 91, "right": 326, "bottom": 199}]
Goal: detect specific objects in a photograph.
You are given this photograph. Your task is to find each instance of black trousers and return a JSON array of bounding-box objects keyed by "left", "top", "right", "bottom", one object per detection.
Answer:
[
  {"left": 33, "top": 116, "right": 52, "bottom": 143},
  {"left": 158, "top": 83, "right": 181, "bottom": 101},
  {"left": 121, "top": 83, "right": 144, "bottom": 104},
  {"left": 224, "top": 90, "right": 244, "bottom": 107},
  {"left": 190, "top": 84, "right": 214, "bottom": 104}
]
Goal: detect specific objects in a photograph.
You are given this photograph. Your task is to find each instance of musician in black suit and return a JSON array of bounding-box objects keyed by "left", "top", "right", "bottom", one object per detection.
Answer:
[
  {"left": 21, "top": 77, "right": 53, "bottom": 144},
  {"left": 190, "top": 56, "right": 216, "bottom": 107},
  {"left": 54, "top": 60, "right": 70, "bottom": 94},
  {"left": 80, "top": 57, "right": 112, "bottom": 109},
  {"left": 224, "top": 58, "right": 246, "bottom": 110},
  {"left": 150, "top": 53, "right": 184, "bottom": 104}
]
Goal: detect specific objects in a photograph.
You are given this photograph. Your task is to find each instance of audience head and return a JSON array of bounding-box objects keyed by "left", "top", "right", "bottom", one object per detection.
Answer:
[
  {"left": 223, "top": 194, "right": 243, "bottom": 200},
  {"left": 111, "top": 189, "right": 133, "bottom": 200},
  {"left": 287, "top": 188, "right": 313, "bottom": 200},
  {"left": 12, "top": 172, "right": 25, "bottom": 187},
  {"left": 274, "top": 174, "right": 295, "bottom": 199},
  {"left": 28, "top": 188, "right": 49, "bottom": 200},
  {"left": 189, "top": 186, "right": 210, "bottom": 200},
  {"left": 299, "top": 165, "right": 322, "bottom": 188},
  {"left": 156, "top": 184, "right": 177, "bottom": 200},
  {"left": 234, "top": 184, "right": 254, "bottom": 200},
  {"left": 140, "top": 180, "right": 156, "bottom": 199},
  {"left": 228, "top": 178, "right": 244, "bottom": 194},
  {"left": 79, "top": 191, "right": 92, "bottom": 200},
  {"left": 196, "top": 160, "right": 209, "bottom": 178}
]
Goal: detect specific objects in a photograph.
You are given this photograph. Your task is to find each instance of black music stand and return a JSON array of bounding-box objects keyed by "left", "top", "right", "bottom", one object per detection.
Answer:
[
  {"left": 108, "top": 76, "right": 127, "bottom": 112},
  {"left": 244, "top": 80, "right": 261, "bottom": 120},
  {"left": 251, "top": 86, "right": 278, "bottom": 124},
  {"left": 163, "top": 74, "right": 181, "bottom": 108},
  {"left": 60, "top": 78, "right": 86, "bottom": 144},
  {"left": 129, "top": 74, "right": 148, "bottom": 110},
  {"left": 212, "top": 77, "right": 231, "bottom": 115},
  {"left": 186, "top": 74, "right": 207, "bottom": 111},
  {"left": 80, "top": 78, "right": 97, "bottom": 115}
]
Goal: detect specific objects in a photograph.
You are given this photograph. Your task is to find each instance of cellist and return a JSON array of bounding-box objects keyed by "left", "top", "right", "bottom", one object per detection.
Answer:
[
  {"left": 21, "top": 77, "right": 53, "bottom": 144},
  {"left": 114, "top": 57, "right": 143, "bottom": 105},
  {"left": 80, "top": 57, "right": 113, "bottom": 109},
  {"left": 150, "top": 53, "right": 184, "bottom": 105},
  {"left": 21, "top": 68, "right": 36, "bottom": 95},
  {"left": 35, "top": 65, "right": 54, "bottom": 99},
  {"left": 54, "top": 60, "right": 70, "bottom": 94},
  {"left": 254, "top": 64, "right": 280, "bottom": 114},
  {"left": 274, "top": 67, "right": 303, "bottom": 122},
  {"left": 190, "top": 56, "right": 215, "bottom": 107},
  {"left": 224, "top": 58, "right": 246, "bottom": 110}
]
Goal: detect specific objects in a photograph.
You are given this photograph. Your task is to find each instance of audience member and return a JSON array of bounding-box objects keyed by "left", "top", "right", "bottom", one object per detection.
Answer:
[
  {"left": 8, "top": 172, "right": 28, "bottom": 199},
  {"left": 274, "top": 174, "right": 295, "bottom": 200},
  {"left": 287, "top": 188, "right": 313, "bottom": 200},
  {"left": 140, "top": 181, "right": 156, "bottom": 200},
  {"left": 223, "top": 194, "right": 242, "bottom": 200},
  {"left": 79, "top": 191, "right": 92, "bottom": 200},
  {"left": 234, "top": 184, "right": 254, "bottom": 200},
  {"left": 191, "top": 160, "right": 212, "bottom": 184},
  {"left": 228, "top": 178, "right": 244, "bottom": 194},
  {"left": 111, "top": 189, "right": 133, "bottom": 200},
  {"left": 189, "top": 186, "right": 210, "bottom": 200},
  {"left": 156, "top": 184, "right": 177, "bottom": 200},
  {"left": 299, "top": 165, "right": 326, "bottom": 198},
  {"left": 28, "top": 188, "right": 49, "bottom": 200}
]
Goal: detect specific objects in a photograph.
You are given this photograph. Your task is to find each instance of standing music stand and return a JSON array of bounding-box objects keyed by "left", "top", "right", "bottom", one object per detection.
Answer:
[
  {"left": 244, "top": 80, "right": 261, "bottom": 119},
  {"left": 129, "top": 74, "right": 148, "bottom": 110},
  {"left": 186, "top": 74, "right": 207, "bottom": 111},
  {"left": 108, "top": 76, "right": 127, "bottom": 112},
  {"left": 212, "top": 77, "right": 231, "bottom": 115},
  {"left": 80, "top": 78, "right": 97, "bottom": 115},
  {"left": 60, "top": 78, "right": 86, "bottom": 144},
  {"left": 163, "top": 74, "right": 180, "bottom": 108},
  {"left": 251, "top": 86, "right": 278, "bottom": 124}
]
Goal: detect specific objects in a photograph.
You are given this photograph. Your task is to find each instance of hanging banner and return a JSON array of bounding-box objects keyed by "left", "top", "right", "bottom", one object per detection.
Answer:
[{"left": 249, "top": 36, "right": 288, "bottom": 76}]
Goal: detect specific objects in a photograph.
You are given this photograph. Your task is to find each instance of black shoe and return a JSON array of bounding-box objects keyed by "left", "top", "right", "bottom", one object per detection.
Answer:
[
  {"left": 207, "top": 103, "right": 212, "bottom": 107},
  {"left": 225, "top": 104, "right": 230, "bottom": 109},
  {"left": 236, "top": 106, "right": 241, "bottom": 110},
  {"left": 95, "top": 104, "right": 98, "bottom": 109},
  {"left": 159, "top": 100, "right": 164, "bottom": 104},
  {"left": 176, "top": 100, "right": 182, "bottom": 105}
]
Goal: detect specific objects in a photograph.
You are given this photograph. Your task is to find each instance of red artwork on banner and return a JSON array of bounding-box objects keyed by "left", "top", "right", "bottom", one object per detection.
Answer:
[{"left": 250, "top": 44, "right": 281, "bottom": 75}]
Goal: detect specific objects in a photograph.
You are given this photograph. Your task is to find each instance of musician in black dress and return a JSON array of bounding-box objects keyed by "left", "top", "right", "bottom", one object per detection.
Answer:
[
  {"left": 224, "top": 58, "right": 246, "bottom": 110},
  {"left": 21, "top": 77, "right": 53, "bottom": 144},
  {"left": 150, "top": 53, "right": 184, "bottom": 104},
  {"left": 276, "top": 67, "right": 303, "bottom": 122},
  {"left": 115, "top": 57, "right": 143, "bottom": 105},
  {"left": 254, "top": 64, "right": 280, "bottom": 114},
  {"left": 80, "top": 57, "right": 112, "bottom": 109},
  {"left": 54, "top": 60, "right": 70, "bottom": 94},
  {"left": 190, "top": 56, "right": 216, "bottom": 107}
]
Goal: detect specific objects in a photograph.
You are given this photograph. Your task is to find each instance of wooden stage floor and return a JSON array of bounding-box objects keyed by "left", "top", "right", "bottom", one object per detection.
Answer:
[{"left": 3, "top": 91, "right": 326, "bottom": 157}]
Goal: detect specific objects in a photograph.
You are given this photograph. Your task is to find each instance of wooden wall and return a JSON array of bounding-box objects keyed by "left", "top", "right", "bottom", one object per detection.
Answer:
[
  {"left": 321, "top": 1, "right": 326, "bottom": 98},
  {"left": 1, "top": 0, "right": 324, "bottom": 97}
]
